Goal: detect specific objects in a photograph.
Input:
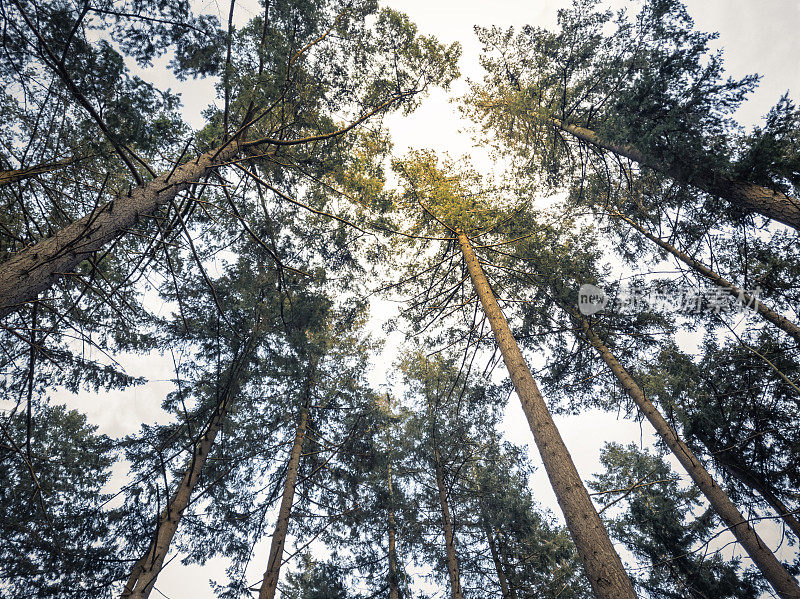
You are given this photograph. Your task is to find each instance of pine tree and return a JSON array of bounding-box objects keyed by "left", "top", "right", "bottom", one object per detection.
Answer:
[
  {"left": 388, "top": 152, "right": 638, "bottom": 599},
  {"left": 591, "top": 443, "right": 763, "bottom": 599},
  {"left": 0, "top": 0, "right": 460, "bottom": 317},
  {"left": 465, "top": 0, "right": 800, "bottom": 230},
  {"left": 0, "top": 405, "right": 124, "bottom": 598}
]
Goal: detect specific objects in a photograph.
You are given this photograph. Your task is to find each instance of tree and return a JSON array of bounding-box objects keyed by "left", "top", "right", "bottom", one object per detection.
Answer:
[
  {"left": 389, "top": 152, "right": 638, "bottom": 599},
  {"left": 643, "top": 335, "right": 800, "bottom": 543},
  {"left": 0, "top": 405, "right": 123, "bottom": 598},
  {"left": 471, "top": 435, "right": 590, "bottom": 599},
  {"left": 280, "top": 554, "right": 353, "bottom": 599},
  {"left": 0, "top": 0, "right": 460, "bottom": 317},
  {"left": 591, "top": 443, "right": 763, "bottom": 599},
  {"left": 465, "top": 0, "right": 800, "bottom": 230}
]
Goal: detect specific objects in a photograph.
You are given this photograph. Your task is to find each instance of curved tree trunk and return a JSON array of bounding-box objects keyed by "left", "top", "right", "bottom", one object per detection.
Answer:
[
  {"left": 609, "top": 208, "right": 800, "bottom": 344},
  {"left": 0, "top": 141, "right": 242, "bottom": 319},
  {"left": 456, "top": 230, "right": 638, "bottom": 599},
  {"left": 546, "top": 117, "right": 800, "bottom": 232},
  {"left": 258, "top": 407, "right": 310, "bottom": 599},
  {"left": 575, "top": 314, "right": 800, "bottom": 599},
  {"left": 121, "top": 336, "right": 255, "bottom": 599},
  {"left": 433, "top": 446, "right": 465, "bottom": 599}
]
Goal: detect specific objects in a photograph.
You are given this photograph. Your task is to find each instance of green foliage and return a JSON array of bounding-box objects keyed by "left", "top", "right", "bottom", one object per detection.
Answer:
[
  {"left": 592, "top": 443, "right": 762, "bottom": 598},
  {"left": 0, "top": 405, "right": 123, "bottom": 598},
  {"left": 281, "top": 554, "right": 354, "bottom": 599}
]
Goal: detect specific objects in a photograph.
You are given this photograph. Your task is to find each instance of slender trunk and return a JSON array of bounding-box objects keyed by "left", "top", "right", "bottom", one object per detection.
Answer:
[
  {"left": 497, "top": 540, "right": 519, "bottom": 599},
  {"left": 470, "top": 462, "right": 515, "bottom": 599},
  {"left": 385, "top": 395, "right": 402, "bottom": 599},
  {"left": 386, "top": 436, "right": 400, "bottom": 599},
  {"left": 700, "top": 440, "right": 800, "bottom": 542},
  {"left": 0, "top": 142, "right": 242, "bottom": 318},
  {"left": 121, "top": 340, "right": 252, "bottom": 599},
  {"left": 0, "top": 155, "right": 81, "bottom": 187},
  {"left": 456, "top": 229, "right": 638, "bottom": 599},
  {"left": 433, "top": 446, "right": 465, "bottom": 599},
  {"left": 610, "top": 209, "right": 800, "bottom": 344},
  {"left": 548, "top": 117, "right": 800, "bottom": 232},
  {"left": 575, "top": 314, "right": 800, "bottom": 599},
  {"left": 388, "top": 507, "right": 400, "bottom": 599},
  {"left": 481, "top": 512, "right": 514, "bottom": 599},
  {"left": 388, "top": 461, "right": 401, "bottom": 599},
  {"left": 258, "top": 408, "right": 310, "bottom": 599}
]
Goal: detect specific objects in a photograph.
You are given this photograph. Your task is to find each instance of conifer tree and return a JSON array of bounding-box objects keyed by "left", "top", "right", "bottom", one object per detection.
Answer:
[
  {"left": 591, "top": 443, "right": 763, "bottom": 599},
  {"left": 0, "top": 0, "right": 459, "bottom": 317},
  {"left": 388, "top": 152, "right": 638, "bottom": 599},
  {"left": 465, "top": 0, "right": 800, "bottom": 231},
  {"left": 0, "top": 405, "right": 124, "bottom": 598}
]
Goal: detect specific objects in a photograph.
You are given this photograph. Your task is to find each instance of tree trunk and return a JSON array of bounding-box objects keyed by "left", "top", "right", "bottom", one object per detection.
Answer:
[
  {"left": 0, "top": 155, "right": 81, "bottom": 187},
  {"left": 0, "top": 142, "right": 242, "bottom": 319},
  {"left": 121, "top": 338, "right": 253, "bottom": 599},
  {"left": 548, "top": 117, "right": 800, "bottom": 232},
  {"left": 471, "top": 462, "right": 515, "bottom": 599},
  {"left": 456, "top": 230, "right": 638, "bottom": 599},
  {"left": 388, "top": 464, "right": 401, "bottom": 599},
  {"left": 258, "top": 407, "right": 310, "bottom": 599},
  {"left": 433, "top": 446, "right": 465, "bottom": 599},
  {"left": 481, "top": 512, "right": 515, "bottom": 599},
  {"left": 699, "top": 439, "right": 800, "bottom": 542},
  {"left": 609, "top": 209, "right": 800, "bottom": 344},
  {"left": 575, "top": 314, "right": 800, "bottom": 599},
  {"left": 388, "top": 506, "right": 401, "bottom": 599}
]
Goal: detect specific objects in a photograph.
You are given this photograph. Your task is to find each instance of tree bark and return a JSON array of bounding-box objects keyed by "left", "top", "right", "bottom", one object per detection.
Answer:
[
  {"left": 258, "top": 407, "right": 310, "bottom": 599},
  {"left": 0, "top": 142, "right": 242, "bottom": 319},
  {"left": 575, "top": 314, "right": 800, "bottom": 599},
  {"left": 388, "top": 461, "right": 401, "bottom": 599},
  {"left": 433, "top": 446, "right": 465, "bottom": 599},
  {"left": 699, "top": 439, "right": 800, "bottom": 542},
  {"left": 121, "top": 337, "right": 254, "bottom": 599},
  {"left": 456, "top": 230, "right": 638, "bottom": 599},
  {"left": 0, "top": 155, "right": 81, "bottom": 187},
  {"left": 547, "top": 117, "right": 800, "bottom": 232},
  {"left": 610, "top": 209, "right": 800, "bottom": 344},
  {"left": 481, "top": 511, "right": 515, "bottom": 599},
  {"left": 385, "top": 395, "right": 402, "bottom": 599}
]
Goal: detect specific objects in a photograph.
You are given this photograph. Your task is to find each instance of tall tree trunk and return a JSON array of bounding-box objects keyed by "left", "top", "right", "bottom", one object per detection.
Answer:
[
  {"left": 456, "top": 229, "right": 638, "bottom": 599},
  {"left": 258, "top": 407, "right": 310, "bottom": 599},
  {"left": 121, "top": 336, "right": 254, "bottom": 599},
  {"left": 384, "top": 394, "right": 402, "bottom": 599},
  {"left": 433, "top": 446, "right": 465, "bottom": 599},
  {"left": 698, "top": 438, "right": 800, "bottom": 542},
  {"left": 0, "top": 155, "right": 81, "bottom": 187},
  {"left": 0, "top": 141, "right": 242, "bottom": 319},
  {"left": 388, "top": 460, "right": 401, "bottom": 599},
  {"left": 609, "top": 208, "right": 800, "bottom": 344},
  {"left": 574, "top": 314, "right": 800, "bottom": 599},
  {"left": 470, "top": 462, "right": 515, "bottom": 599},
  {"left": 546, "top": 116, "right": 800, "bottom": 231},
  {"left": 481, "top": 511, "right": 515, "bottom": 599},
  {"left": 0, "top": 93, "right": 403, "bottom": 318}
]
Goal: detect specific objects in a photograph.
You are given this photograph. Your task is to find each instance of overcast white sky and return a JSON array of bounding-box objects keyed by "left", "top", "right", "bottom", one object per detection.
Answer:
[{"left": 64, "top": 1, "right": 800, "bottom": 596}]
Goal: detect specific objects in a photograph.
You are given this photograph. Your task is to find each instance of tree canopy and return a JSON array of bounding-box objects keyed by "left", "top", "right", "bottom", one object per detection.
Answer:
[{"left": 1, "top": 0, "right": 798, "bottom": 598}]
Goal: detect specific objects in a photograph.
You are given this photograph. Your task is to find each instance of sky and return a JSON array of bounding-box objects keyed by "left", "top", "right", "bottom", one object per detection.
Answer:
[{"left": 53, "top": 0, "right": 800, "bottom": 597}]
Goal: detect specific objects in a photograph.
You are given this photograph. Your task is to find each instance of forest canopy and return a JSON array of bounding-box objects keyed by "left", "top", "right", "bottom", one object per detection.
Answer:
[{"left": 0, "top": 0, "right": 798, "bottom": 598}]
